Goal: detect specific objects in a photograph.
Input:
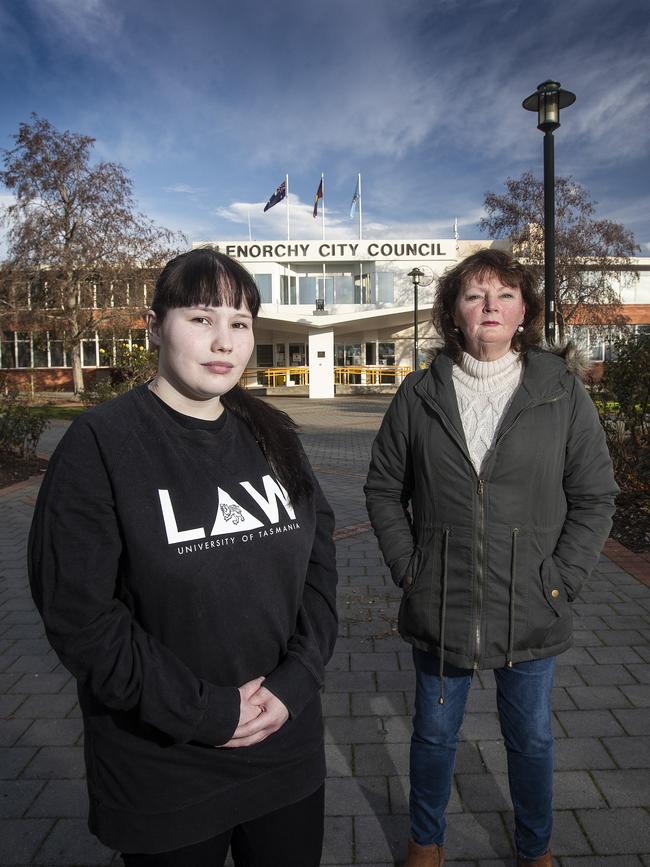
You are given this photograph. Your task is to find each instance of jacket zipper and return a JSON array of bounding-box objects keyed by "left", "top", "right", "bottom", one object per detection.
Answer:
[
  {"left": 413, "top": 382, "right": 566, "bottom": 669},
  {"left": 474, "top": 478, "right": 486, "bottom": 666}
]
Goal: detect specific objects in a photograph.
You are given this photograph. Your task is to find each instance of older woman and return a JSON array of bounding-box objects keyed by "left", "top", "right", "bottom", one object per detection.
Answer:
[{"left": 365, "top": 249, "right": 617, "bottom": 867}]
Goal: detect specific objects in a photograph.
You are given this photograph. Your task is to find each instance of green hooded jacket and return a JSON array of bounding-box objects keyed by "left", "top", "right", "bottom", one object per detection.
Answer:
[{"left": 365, "top": 347, "right": 618, "bottom": 671}]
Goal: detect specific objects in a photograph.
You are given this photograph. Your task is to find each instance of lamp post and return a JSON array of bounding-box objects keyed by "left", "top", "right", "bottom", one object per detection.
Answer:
[
  {"left": 407, "top": 267, "right": 424, "bottom": 370},
  {"left": 522, "top": 80, "right": 576, "bottom": 345}
]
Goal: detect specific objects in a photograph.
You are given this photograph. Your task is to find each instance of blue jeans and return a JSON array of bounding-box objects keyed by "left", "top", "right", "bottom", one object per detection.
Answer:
[{"left": 410, "top": 649, "right": 555, "bottom": 860}]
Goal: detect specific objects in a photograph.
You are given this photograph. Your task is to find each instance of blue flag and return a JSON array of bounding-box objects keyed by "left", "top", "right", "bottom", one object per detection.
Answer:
[
  {"left": 264, "top": 180, "right": 286, "bottom": 212},
  {"left": 349, "top": 178, "right": 360, "bottom": 218}
]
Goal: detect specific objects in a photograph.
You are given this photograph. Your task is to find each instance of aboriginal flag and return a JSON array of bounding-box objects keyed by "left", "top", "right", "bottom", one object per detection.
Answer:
[{"left": 313, "top": 178, "right": 323, "bottom": 218}]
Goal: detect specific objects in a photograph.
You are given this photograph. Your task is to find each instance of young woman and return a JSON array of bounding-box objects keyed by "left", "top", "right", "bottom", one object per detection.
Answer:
[{"left": 29, "top": 248, "right": 338, "bottom": 867}]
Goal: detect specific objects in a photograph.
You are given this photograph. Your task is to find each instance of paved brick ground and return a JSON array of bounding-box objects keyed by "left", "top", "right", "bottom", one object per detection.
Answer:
[{"left": 1, "top": 395, "right": 649, "bottom": 866}]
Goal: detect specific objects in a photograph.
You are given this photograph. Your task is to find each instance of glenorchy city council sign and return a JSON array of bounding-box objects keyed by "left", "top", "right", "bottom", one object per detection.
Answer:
[{"left": 209, "top": 240, "right": 450, "bottom": 261}]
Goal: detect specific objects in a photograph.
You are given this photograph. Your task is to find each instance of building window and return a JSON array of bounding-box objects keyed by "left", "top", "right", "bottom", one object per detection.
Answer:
[
  {"left": 335, "top": 343, "right": 362, "bottom": 366},
  {"left": 378, "top": 342, "right": 396, "bottom": 366},
  {"left": 281, "top": 275, "right": 297, "bottom": 304},
  {"left": 254, "top": 274, "right": 272, "bottom": 304},
  {"left": 334, "top": 275, "right": 354, "bottom": 304},
  {"left": 376, "top": 272, "right": 394, "bottom": 303},
  {"left": 298, "top": 276, "right": 317, "bottom": 305}
]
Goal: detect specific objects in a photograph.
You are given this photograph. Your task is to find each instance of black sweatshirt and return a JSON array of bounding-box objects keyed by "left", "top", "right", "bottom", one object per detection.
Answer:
[{"left": 28, "top": 385, "right": 338, "bottom": 854}]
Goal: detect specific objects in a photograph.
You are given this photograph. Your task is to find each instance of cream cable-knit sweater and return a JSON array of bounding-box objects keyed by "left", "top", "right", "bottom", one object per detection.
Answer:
[{"left": 452, "top": 350, "right": 523, "bottom": 473}]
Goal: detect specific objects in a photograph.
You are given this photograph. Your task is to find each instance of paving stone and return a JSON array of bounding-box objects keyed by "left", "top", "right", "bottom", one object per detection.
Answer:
[
  {"left": 376, "top": 670, "right": 416, "bottom": 692},
  {"left": 0, "top": 818, "right": 53, "bottom": 864},
  {"left": 324, "top": 671, "right": 376, "bottom": 693},
  {"left": 16, "top": 718, "right": 83, "bottom": 747},
  {"left": 444, "top": 812, "right": 513, "bottom": 859},
  {"left": 611, "top": 708, "right": 650, "bottom": 736},
  {"left": 33, "top": 817, "right": 116, "bottom": 864},
  {"left": 325, "top": 776, "right": 389, "bottom": 815},
  {"left": 351, "top": 651, "right": 399, "bottom": 671},
  {"left": 0, "top": 695, "right": 25, "bottom": 719},
  {"left": 575, "top": 664, "right": 638, "bottom": 686},
  {"left": 552, "top": 666, "right": 585, "bottom": 686},
  {"left": 566, "top": 685, "right": 632, "bottom": 709},
  {"left": 322, "top": 692, "right": 350, "bottom": 717},
  {"left": 25, "top": 779, "right": 89, "bottom": 817},
  {"left": 21, "top": 746, "right": 86, "bottom": 779},
  {"left": 379, "top": 715, "right": 412, "bottom": 743},
  {"left": 455, "top": 772, "right": 511, "bottom": 812},
  {"left": 325, "top": 716, "right": 387, "bottom": 744},
  {"left": 8, "top": 673, "right": 71, "bottom": 695},
  {"left": 592, "top": 769, "right": 650, "bottom": 807},
  {"left": 455, "top": 741, "right": 488, "bottom": 774},
  {"left": 351, "top": 691, "right": 407, "bottom": 717},
  {"left": 0, "top": 747, "right": 38, "bottom": 780},
  {"left": 620, "top": 684, "right": 650, "bottom": 706},
  {"left": 599, "top": 629, "right": 646, "bottom": 645},
  {"left": 353, "top": 742, "right": 409, "bottom": 776},
  {"left": 322, "top": 815, "right": 353, "bottom": 864},
  {"left": 555, "top": 710, "right": 625, "bottom": 737},
  {"left": 625, "top": 664, "right": 650, "bottom": 684},
  {"left": 554, "top": 770, "right": 606, "bottom": 808},
  {"left": 325, "top": 653, "right": 350, "bottom": 672},
  {"left": 325, "top": 744, "right": 352, "bottom": 777},
  {"left": 11, "top": 694, "right": 79, "bottom": 719},
  {"left": 459, "top": 713, "right": 503, "bottom": 741},
  {"left": 477, "top": 740, "right": 508, "bottom": 774},
  {"left": 562, "top": 858, "right": 647, "bottom": 866},
  {"left": 602, "top": 735, "right": 650, "bottom": 768},
  {"left": 554, "top": 737, "right": 616, "bottom": 769},
  {"left": 353, "top": 813, "right": 410, "bottom": 864},
  {"left": 537, "top": 808, "right": 591, "bottom": 856},
  {"left": 587, "top": 646, "right": 645, "bottom": 665},
  {"left": 576, "top": 808, "right": 650, "bottom": 854},
  {"left": 0, "top": 719, "right": 31, "bottom": 747},
  {"left": 0, "top": 780, "right": 45, "bottom": 817}
]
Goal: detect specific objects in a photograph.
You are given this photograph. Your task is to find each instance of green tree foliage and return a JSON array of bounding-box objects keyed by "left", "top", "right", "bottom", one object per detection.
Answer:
[
  {"left": 480, "top": 173, "right": 639, "bottom": 340},
  {"left": 0, "top": 385, "right": 50, "bottom": 459},
  {"left": 81, "top": 342, "right": 158, "bottom": 406},
  {"left": 596, "top": 331, "right": 649, "bottom": 494},
  {"left": 0, "top": 114, "right": 185, "bottom": 393}
]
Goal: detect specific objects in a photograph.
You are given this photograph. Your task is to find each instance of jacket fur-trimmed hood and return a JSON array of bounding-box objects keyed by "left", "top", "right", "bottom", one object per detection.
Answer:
[{"left": 426, "top": 340, "right": 591, "bottom": 380}]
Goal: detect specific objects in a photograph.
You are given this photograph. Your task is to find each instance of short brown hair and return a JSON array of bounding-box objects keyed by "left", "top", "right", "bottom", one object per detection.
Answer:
[{"left": 432, "top": 249, "right": 543, "bottom": 362}]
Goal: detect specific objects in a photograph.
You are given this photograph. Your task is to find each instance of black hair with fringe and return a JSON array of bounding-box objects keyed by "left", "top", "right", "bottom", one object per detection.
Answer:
[{"left": 151, "top": 248, "right": 312, "bottom": 504}]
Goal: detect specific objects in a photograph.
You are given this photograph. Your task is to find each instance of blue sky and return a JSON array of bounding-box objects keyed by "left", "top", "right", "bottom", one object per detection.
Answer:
[{"left": 1, "top": 0, "right": 649, "bottom": 251}]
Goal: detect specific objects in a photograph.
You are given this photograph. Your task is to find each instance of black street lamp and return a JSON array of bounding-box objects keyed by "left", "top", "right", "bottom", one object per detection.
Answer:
[
  {"left": 523, "top": 80, "right": 576, "bottom": 345},
  {"left": 407, "top": 267, "right": 424, "bottom": 370}
]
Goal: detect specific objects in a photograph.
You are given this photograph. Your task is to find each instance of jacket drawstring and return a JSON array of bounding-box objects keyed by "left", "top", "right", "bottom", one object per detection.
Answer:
[
  {"left": 507, "top": 528, "right": 519, "bottom": 668},
  {"left": 438, "top": 527, "right": 450, "bottom": 704}
]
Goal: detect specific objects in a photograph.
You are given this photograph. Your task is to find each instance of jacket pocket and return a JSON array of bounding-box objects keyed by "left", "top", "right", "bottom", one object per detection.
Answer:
[
  {"left": 540, "top": 556, "right": 568, "bottom": 616},
  {"left": 401, "top": 545, "right": 423, "bottom": 591}
]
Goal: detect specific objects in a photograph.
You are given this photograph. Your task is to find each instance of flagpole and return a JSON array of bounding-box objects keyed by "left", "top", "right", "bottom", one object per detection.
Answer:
[
  {"left": 321, "top": 172, "right": 325, "bottom": 241},
  {"left": 358, "top": 173, "right": 363, "bottom": 241},
  {"left": 285, "top": 174, "right": 290, "bottom": 241}
]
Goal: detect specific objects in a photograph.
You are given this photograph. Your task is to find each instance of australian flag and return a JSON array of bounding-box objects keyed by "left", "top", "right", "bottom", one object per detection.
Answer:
[{"left": 263, "top": 180, "right": 287, "bottom": 212}]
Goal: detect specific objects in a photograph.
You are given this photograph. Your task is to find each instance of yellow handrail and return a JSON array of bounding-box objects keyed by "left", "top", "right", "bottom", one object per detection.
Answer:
[{"left": 240, "top": 365, "right": 412, "bottom": 388}]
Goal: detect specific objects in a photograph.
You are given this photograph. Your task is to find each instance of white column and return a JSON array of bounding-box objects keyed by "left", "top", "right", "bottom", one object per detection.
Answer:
[{"left": 308, "top": 329, "right": 335, "bottom": 399}]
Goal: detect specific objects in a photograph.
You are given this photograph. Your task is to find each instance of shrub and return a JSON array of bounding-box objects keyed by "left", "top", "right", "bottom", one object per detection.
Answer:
[
  {"left": 82, "top": 343, "right": 158, "bottom": 406},
  {"left": 0, "top": 388, "right": 50, "bottom": 459},
  {"left": 595, "top": 331, "right": 649, "bottom": 495}
]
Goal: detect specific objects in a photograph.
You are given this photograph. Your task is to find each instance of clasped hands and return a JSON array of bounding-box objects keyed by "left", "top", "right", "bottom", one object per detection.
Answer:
[{"left": 220, "top": 676, "right": 289, "bottom": 748}]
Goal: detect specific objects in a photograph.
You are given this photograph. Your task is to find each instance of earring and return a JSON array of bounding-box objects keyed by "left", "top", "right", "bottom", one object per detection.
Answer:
[
  {"left": 453, "top": 326, "right": 460, "bottom": 333},
  {"left": 517, "top": 324, "right": 524, "bottom": 333}
]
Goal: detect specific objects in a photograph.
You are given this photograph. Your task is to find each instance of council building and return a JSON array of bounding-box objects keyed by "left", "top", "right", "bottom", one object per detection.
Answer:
[{"left": 2, "top": 237, "right": 649, "bottom": 397}]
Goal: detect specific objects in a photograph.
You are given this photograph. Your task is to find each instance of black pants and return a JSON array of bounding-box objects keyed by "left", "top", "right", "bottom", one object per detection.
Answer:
[{"left": 121, "top": 784, "right": 324, "bottom": 867}]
